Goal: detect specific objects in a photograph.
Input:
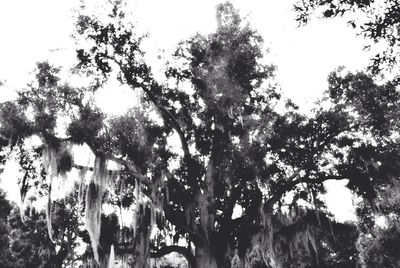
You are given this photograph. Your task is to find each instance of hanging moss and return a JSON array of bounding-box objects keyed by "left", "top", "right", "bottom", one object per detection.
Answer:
[
  {"left": 231, "top": 251, "right": 241, "bottom": 268},
  {"left": 198, "top": 193, "right": 209, "bottom": 238},
  {"left": 108, "top": 244, "right": 115, "bottom": 268},
  {"left": 84, "top": 155, "right": 109, "bottom": 264},
  {"left": 248, "top": 209, "right": 319, "bottom": 268},
  {"left": 133, "top": 204, "right": 152, "bottom": 268},
  {"left": 46, "top": 175, "right": 54, "bottom": 243},
  {"left": 78, "top": 167, "right": 88, "bottom": 206},
  {"left": 85, "top": 181, "right": 102, "bottom": 263},
  {"left": 93, "top": 155, "right": 109, "bottom": 192},
  {"left": 42, "top": 146, "right": 57, "bottom": 177},
  {"left": 57, "top": 147, "right": 73, "bottom": 175},
  {"left": 43, "top": 143, "right": 74, "bottom": 178},
  {"left": 41, "top": 143, "right": 75, "bottom": 243},
  {"left": 131, "top": 179, "right": 140, "bottom": 236}
]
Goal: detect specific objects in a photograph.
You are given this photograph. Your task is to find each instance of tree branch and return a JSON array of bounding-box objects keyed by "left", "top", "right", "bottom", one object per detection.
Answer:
[
  {"left": 164, "top": 205, "right": 203, "bottom": 244},
  {"left": 109, "top": 56, "right": 191, "bottom": 159},
  {"left": 264, "top": 161, "right": 310, "bottom": 211},
  {"left": 104, "top": 153, "right": 149, "bottom": 185},
  {"left": 264, "top": 130, "right": 344, "bottom": 212},
  {"left": 150, "top": 245, "right": 195, "bottom": 267},
  {"left": 264, "top": 174, "right": 346, "bottom": 212},
  {"left": 84, "top": 140, "right": 150, "bottom": 185},
  {"left": 32, "top": 129, "right": 150, "bottom": 186},
  {"left": 219, "top": 182, "right": 244, "bottom": 236},
  {"left": 156, "top": 104, "right": 190, "bottom": 158}
]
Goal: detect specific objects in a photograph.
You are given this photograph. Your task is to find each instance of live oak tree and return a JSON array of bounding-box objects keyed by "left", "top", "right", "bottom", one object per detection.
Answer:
[
  {"left": 72, "top": 1, "right": 333, "bottom": 267},
  {"left": 74, "top": 4, "right": 400, "bottom": 262},
  {"left": 72, "top": 2, "right": 382, "bottom": 267},
  {"left": 2, "top": 1, "right": 400, "bottom": 268}
]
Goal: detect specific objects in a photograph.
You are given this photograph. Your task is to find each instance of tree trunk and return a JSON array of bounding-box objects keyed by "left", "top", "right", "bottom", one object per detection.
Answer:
[{"left": 195, "top": 245, "right": 218, "bottom": 268}]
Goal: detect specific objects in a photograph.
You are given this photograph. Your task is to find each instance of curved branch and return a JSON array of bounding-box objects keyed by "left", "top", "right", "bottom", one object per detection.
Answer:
[
  {"left": 156, "top": 104, "right": 190, "bottom": 158},
  {"left": 264, "top": 131, "right": 344, "bottom": 212},
  {"left": 218, "top": 182, "right": 245, "bottom": 238},
  {"left": 105, "top": 154, "right": 149, "bottom": 185},
  {"left": 264, "top": 174, "right": 346, "bottom": 212},
  {"left": 32, "top": 129, "right": 150, "bottom": 186},
  {"left": 164, "top": 205, "right": 203, "bottom": 244},
  {"left": 150, "top": 245, "right": 195, "bottom": 267},
  {"left": 85, "top": 140, "right": 150, "bottom": 185},
  {"left": 108, "top": 57, "right": 191, "bottom": 159},
  {"left": 264, "top": 161, "right": 310, "bottom": 212}
]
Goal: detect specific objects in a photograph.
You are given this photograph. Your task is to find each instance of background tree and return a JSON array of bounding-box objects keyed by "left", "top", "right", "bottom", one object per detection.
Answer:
[
  {"left": 0, "top": 192, "right": 81, "bottom": 268},
  {"left": 0, "top": 189, "right": 15, "bottom": 267},
  {"left": 295, "top": 2, "right": 400, "bottom": 265},
  {"left": 326, "top": 68, "right": 400, "bottom": 267}
]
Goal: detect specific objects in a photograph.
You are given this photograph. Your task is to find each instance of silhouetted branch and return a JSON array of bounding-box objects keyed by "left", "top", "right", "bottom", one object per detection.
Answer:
[
  {"left": 85, "top": 140, "right": 150, "bottom": 185},
  {"left": 164, "top": 205, "right": 203, "bottom": 244},
  {"left": 264, "top": 174, "right": 346, "bottom": 212},
  {"left": 107, "top": 55, "right": 191, "bottom": 159},
  {"left": 150, "top": 244, "right": 195, "bottom": 267}
]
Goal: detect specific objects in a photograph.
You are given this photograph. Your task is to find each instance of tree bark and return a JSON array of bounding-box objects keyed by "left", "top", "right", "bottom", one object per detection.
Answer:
[{"left": 195, "top": 245, "right": 218, "bottom": 268}]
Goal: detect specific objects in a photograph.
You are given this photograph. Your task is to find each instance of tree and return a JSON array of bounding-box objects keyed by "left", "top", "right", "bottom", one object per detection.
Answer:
[
  {"left": 1, "top": 1, "right": 400, "bottom": 267},
  {"left": 72, "top": 1, "right": 327, "bottom": 266},
  {"left": 5, "top": 192, "right": 81, "bottom": 268},
  {"left": 351, "top": 149, "right": 400, "bottom": 268},
  {"left": 326, "top": 68, "right": 400, "bottom": 267},
  {"left": 0, "top": 189, "right": 81, "bottom": 268},
  {"left": 0, "top": 189, "right": 15, "bottom": 267},
  {"left": 356, "top": 204, "right": 400, "bottom": 267},
  {"left": 295, "top": 2, "right": 400, "bottom": 264},
  {"left": 69, "top": 2, "right": 370, "bottom": 266}
]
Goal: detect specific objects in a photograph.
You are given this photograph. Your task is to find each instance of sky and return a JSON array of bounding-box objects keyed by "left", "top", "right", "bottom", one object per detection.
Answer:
[
  {"left": 0, "top": 0, "right": 371, "bottom": 107},
  {"left": 0, "top": 0, "right": 371, "bottom": 221}
]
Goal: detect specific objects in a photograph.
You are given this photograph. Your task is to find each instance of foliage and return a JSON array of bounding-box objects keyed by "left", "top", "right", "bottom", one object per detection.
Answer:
[
  {"left": 0, "top": 193, "right": 81, "bottom": 268},
  {"left": 354, "top": 169, "right": 400, "bottom": 267},
  {"left": 0, "top": 190, "right": 15, "bottom": 267}
]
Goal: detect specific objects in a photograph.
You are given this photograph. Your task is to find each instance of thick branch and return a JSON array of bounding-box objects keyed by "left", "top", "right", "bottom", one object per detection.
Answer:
[
  {"left": 264, "top": 131, "right": 344, "bottom": 212},
  {"left": 264, "top": 174, "right": 346, "bottom": 212},
  {"left": 40, "top": 130, "right": 73, "bottom": 144},
  {"left": 105, "top": 154, "right": 149, "bottom": 185},
  {"left": 264, "top": 162, "right": 310, "bottom": 211},
  {"left": 156, "top": 104, "right": 190, "bottom": 158},
  {"left": 219, "top": 182, "right": 244, "bottom": 236},
  {"left": 150, "top": 245, "right": 195, "bottom": 267},
  {"left": 85, "top": 140, "right": 150, "bottom": 185},
  {"left": 110, "top": 57, "right": 191, "bottom": 159},
  {"left": 164, "top": 205, "right": 203, "bottom": 244},
  {"left": 31, "top": 129, "right": 150, "bottom": 186}
]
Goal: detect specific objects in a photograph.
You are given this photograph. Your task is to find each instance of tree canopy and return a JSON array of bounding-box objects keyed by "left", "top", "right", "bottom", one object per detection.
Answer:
[{"left": 0, "top": 1, "right": 399, "bottom": 267}]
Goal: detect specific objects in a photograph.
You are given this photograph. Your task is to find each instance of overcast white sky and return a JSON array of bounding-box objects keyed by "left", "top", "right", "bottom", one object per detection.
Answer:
[
  {"left": 0, "top": 0, "right": 367, "bottom": 221},
  {"left": 0, "top": 0, "right": 371, "bottom": 105}
]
